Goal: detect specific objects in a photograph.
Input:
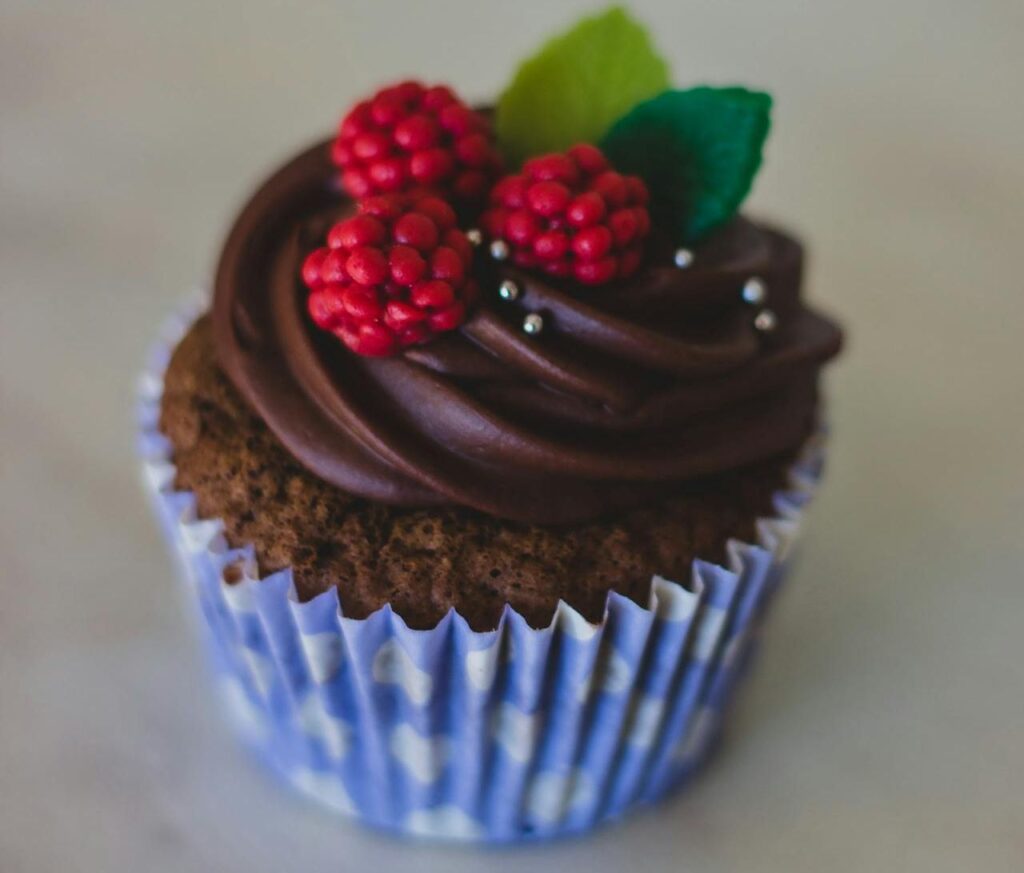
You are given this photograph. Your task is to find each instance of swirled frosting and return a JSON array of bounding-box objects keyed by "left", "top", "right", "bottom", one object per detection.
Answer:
[{"left": 213, "top": 139, "right": 842, "bottom": 524}]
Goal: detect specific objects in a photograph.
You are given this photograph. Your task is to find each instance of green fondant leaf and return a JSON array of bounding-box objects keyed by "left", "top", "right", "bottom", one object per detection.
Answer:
[
  {"left": 600, "top": 87, "right": 772, "bottom": 243},
  {"left": 495, "top": 6, "right": 669, "bottom": 166}
]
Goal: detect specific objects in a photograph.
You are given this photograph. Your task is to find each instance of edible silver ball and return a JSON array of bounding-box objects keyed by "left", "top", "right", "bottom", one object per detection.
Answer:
[
  {"left": 466, "top": 228, "right": 483, "bottom": 246},
  {"left": 498, "top": 279, "right": 520, "bottom": 302},
  {"left": 522, "top": 313, "right": 544, "bottom": 335},
  {"left": 489, "top": 239, "right": 510, "bottom": 261},
  {"left": 742, "top": 277, "right": 767, "bottom": 305},
  {"left": 754, "top": 309, "right": 778, "bottom": 332},
  {"left": 673, "top": 248, "right": 694, "bottom": 268}
]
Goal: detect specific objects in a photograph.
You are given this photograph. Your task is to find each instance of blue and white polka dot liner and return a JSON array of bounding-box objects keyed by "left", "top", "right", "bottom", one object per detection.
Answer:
[{"left": 137, "top": 296, "right": 825, "bottom": 843}]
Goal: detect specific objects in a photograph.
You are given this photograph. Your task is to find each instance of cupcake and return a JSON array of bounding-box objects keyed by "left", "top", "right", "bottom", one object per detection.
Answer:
[{"left": 139, "top": 8, "right": 842, "bottom": 843}]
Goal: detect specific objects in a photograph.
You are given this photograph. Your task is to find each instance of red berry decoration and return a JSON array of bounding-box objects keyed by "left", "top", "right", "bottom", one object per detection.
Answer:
[
  {"left": 481, "top": 143, "right": 651, "bottom": 285},
  {"left": 332, "top": 80, "right": 503, "bottom": 205},
  {"left": 302, "top": 193, "right": 477, "bottom": 357}
]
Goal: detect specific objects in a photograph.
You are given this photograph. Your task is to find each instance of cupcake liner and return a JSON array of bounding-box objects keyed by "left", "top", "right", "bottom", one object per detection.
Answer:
[{"left": 137, "top": 295, "right": 826, "bottom": 843}]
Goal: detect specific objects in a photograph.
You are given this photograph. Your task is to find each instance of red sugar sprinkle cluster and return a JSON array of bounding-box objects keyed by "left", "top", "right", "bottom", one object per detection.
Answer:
[
  {"left": 302, "top": 194, "right": 477, "bottom": 357},
  {"left": 310, "top": 84, "right": 655, "bottom": 357},
  {"left": 331, "top": 81, "right": 503, "bottom": 204},
  {"left": 481, "top": 144, "right": 651, "bottom": 284}
]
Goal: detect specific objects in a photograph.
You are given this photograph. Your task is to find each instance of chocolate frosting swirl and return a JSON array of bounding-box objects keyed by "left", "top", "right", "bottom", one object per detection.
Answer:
[{"left": 213, "top": 139, "right": 842, "bottom": 524}]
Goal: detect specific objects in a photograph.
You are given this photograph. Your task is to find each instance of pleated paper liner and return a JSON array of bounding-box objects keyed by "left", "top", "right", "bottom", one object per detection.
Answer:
[{"left": 138, "top": 296, "right": 824, "bottom": 843}]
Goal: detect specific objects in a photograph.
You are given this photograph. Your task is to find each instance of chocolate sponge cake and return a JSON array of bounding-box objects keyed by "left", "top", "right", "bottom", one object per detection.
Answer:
[{"left": 160, "top": 315, "right": 803, "bottom": 630}]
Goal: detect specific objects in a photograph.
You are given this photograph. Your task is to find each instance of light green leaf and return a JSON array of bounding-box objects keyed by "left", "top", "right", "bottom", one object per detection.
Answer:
[
  {"left": 495, "top": 6, "right": 669, "bottom": 166},
  {"left": 601, "top": 87, "right": 773, "bottom": 242}
]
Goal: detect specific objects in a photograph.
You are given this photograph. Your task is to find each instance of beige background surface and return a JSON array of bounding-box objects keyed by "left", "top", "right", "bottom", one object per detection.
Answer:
[{"left": 2, "top": 1, "right": 1023, "bottom": 871}]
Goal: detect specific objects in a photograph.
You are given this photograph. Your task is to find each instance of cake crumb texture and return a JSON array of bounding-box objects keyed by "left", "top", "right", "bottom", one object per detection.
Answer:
[{"left": 159, "top": 316, "right": 796, "bottom": 630}]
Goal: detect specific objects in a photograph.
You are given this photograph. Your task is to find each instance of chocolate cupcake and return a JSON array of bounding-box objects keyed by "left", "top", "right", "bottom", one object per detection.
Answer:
[{"left": 140, "top": 8, "right": 841, "bottom": 842}]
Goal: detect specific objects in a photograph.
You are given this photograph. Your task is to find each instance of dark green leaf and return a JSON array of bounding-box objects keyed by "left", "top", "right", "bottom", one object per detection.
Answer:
[{"left": 601, "top": 87, "right": 772, "bottom": 242}]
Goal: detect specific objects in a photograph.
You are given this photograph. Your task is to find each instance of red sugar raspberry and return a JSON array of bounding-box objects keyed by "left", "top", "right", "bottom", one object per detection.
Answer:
[
  {"left": 481, "top": 144, "right": 651, "bottom": 285},
  {"left": 301, "top": 193, "right": 477, "bottom": 357},
  {"left": 332, "top": 80, "right": 503, "bottom": 205}
]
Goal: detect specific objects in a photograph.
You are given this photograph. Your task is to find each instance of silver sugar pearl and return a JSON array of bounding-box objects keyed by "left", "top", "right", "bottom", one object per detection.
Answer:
[
  {"left": 498, "top": 279, "right": 520, "bottom": 302},
  {"left": 742, "top": 277, "right": 767, "bottom": 305},
  {"left": 673, "top": 247, "right": 694, "bottom": 268},
  {"left": 754, "top": 309, "right": 778, "bottom": 332},
  {"left": 489, "top": 239, "right": 510, "bottom": 261},
  {"left": 466, "top": 228, "right": 483, "bottom": 246},
  {"left": 522, "top": 313, "right": 544, "bottom": 335}
]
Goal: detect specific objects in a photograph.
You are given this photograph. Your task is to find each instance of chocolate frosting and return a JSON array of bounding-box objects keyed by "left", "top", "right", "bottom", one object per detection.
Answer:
[{"left": 213, "top": 139, "right": 842, "bottom": 524}]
